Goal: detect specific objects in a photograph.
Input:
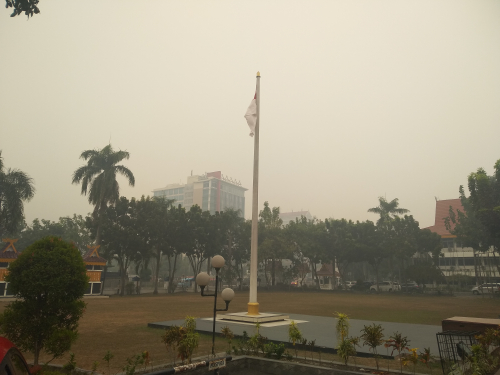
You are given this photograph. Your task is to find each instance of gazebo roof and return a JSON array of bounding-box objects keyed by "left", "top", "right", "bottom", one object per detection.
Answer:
[
  {"left": 0, "top": 239, "right": 19, "bottom": 262},
  {"left": 316, "top": 263, "right": 340, "bottom": 277},
  {"left": 83, "top": 245, "right": 107, "bottom": 265}
]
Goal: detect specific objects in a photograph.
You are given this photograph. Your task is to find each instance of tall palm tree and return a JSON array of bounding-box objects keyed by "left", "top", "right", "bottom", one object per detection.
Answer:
[
  {"left": 0, "top": 151, "right": 35, "bottom": 238},
  {"left": 72, "top": 144, "right": 135, "bottom": 245},
  {"left": 368, "top": 197, "right": 409, "bottom": 224}
]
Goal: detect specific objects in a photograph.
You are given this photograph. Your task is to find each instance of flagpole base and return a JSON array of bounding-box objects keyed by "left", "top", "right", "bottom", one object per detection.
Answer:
[{"left": 247, "top": 303, "right": 259, "bottom": 316}]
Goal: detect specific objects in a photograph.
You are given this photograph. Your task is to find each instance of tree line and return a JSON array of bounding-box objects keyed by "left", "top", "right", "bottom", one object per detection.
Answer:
[{"left": 4, "top": 145, "right": 500, "bottom": 293}]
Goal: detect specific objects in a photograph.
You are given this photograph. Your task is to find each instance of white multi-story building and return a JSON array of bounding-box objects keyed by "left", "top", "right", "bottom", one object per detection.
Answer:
[{"left": 153, "top": 171, "right": 247, "bottom": 216}]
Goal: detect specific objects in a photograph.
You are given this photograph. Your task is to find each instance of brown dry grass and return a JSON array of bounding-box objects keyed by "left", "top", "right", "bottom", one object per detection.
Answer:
[{"left": 0, "top": 290, "right": 498, "bottom": 372}]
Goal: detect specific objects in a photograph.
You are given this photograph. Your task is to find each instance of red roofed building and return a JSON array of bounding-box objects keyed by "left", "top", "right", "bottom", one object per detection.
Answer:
[
  {"left": 424, "top": 199, "right": 499, "bottom": 282},
  {"left": 424, "top": 199, "right": 464, "bottom": 239}
]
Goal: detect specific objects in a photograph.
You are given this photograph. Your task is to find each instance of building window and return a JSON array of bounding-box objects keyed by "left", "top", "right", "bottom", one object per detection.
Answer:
[
  {"left": 441, "top": 238, "right": 454, "bottom": 249},
  {"left": 464, "top": 257, "right": 475, "bottom": 266},
  {"left": 85, "top": 282, "right": 102, "bottom": 295},
  {"left": 0, "top": 262, "right": 8, "bottom": 268}
]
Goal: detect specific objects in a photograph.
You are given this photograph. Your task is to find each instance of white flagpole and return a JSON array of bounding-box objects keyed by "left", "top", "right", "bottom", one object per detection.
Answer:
[{"left": 248, "top": 71, "right": 260, "bottom": 316}]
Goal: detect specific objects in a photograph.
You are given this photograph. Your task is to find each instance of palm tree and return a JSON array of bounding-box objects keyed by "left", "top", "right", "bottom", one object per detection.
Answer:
[
  {"left": 368, "top": 197, "right": 409, "bottom": 224},
  {"left": 72, "top": 144, "right": 135, "bottom": 245},
  {"left": 0, "top": 151, "right": 35, "bottom": 238}
]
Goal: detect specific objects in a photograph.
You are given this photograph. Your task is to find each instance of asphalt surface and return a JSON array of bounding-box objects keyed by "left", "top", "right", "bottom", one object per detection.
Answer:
[{"left": 150, "top": 312, "right": 442, "bottom": 356}]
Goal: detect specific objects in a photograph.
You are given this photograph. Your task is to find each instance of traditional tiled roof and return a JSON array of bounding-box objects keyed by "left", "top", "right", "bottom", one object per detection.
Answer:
[
  {"left": 423, "top": 199, "right": 464, "bottom": 237},
  {"left": 83, "top": 245, "right": 107, "bottom": 264},
  {"left": 0, "top": 239, "right": 19, "bottom": 261},
  {"left": 316, "top": 263, "right": 340, "bottom": 277}
]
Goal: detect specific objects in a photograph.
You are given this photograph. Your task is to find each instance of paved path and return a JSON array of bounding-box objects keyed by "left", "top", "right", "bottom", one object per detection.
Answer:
[{"left": 149, "top": 312, "right": 442, "bottom": 356}]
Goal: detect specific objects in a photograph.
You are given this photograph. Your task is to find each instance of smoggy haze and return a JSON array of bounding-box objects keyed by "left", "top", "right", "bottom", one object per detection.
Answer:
[{"left": 1, "top": 1, "right": 499, "bottom": 229}]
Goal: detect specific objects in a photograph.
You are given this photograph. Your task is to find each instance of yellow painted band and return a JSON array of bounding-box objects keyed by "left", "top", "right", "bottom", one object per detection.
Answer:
[{"left": 247, "top": 303, "right": 259, "bottom": 316}]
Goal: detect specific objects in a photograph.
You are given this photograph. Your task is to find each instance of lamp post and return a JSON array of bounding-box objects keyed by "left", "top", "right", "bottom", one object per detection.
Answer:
[{"left": 196, "top": 255, "right": 235, "bottom": 358}]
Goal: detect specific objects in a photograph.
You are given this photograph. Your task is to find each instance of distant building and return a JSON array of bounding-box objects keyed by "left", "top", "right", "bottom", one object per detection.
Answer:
[
  {"left": 83, "top": 245, "right": 107, "bottom": 295},
  {"left": 0, "top": 239, "right": 18, "bottom": 297},
  {"left": 279, "top": 210, "right": 312, "bottom": 225},
  {"left": 152, "top": 171, "right": 247, "bottom": 216},
  {"left": 424, "top": 199, "right": 499, "bottom": 282}
]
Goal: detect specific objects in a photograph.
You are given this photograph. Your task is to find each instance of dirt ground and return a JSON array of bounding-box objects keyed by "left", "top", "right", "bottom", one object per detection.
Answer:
[{"left": 0, "top": 290, "right": 498, "bottom": 373}]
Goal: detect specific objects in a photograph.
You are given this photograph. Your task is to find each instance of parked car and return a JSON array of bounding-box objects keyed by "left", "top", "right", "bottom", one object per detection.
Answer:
[
  {"left": 472, "top": 283, "right": 500, "bottom": 295},
  {"left": 290, "top": 280, "right": 298, "bottom": 287},
  {"left": 400, "top": 281, "right": 423, "bottom": 293},
  {"left": 351, "top": 281, "right": 373, "bottom": 292},
  {"left": 370, "top": 281, "right": 398, "bottom": 292},
  {"left": 343, "top": 281, "right": 357, "bottom": 290},
  {"left": 177, "top": 277, "right": 195, "bottom": 289},
  {"left": 0, "top": 337, "right": 31, "bottom": 375}
]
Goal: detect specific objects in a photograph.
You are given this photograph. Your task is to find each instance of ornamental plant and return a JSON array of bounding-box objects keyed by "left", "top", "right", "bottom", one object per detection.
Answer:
[
  {"left": 360, "top": 323, "right": 384, "bottom": 370},
  {"left": 419, "top": 347, "right": 432, "bottom": 374},
  {"left": 221, "top": 326, "right": 235, "bottom": 354},
  {"left": 408, "top": 348, "right": 418, "bottom": 375},
  {"left": 334, "top": 312, "right": 356, "bottom": 365},
  {"left": 288, "top": 321, "right": 303, "bottom": 358},
  {"left": 386, "top": 331, "right": 410, "bottom": 373},
  {"left": 161, "top": 325, "right": 184, "bottom": 365},
  {"left": 177, "top": 316, "right": 199, "bottom": 364}
]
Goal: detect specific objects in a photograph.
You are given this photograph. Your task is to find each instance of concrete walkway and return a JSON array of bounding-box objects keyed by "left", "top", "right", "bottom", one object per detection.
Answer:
[{"left": 149, "top": 312, "right": 442, "bottom": 356}]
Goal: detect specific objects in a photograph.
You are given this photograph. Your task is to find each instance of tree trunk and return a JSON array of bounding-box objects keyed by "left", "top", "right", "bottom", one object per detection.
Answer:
[
  {"left": 227, "top": 233, "right": 233, "bottom": 287},
  {"left": 33, "top": 341, "right": 40, "bottom": 366},
  {"left": 271, "top": 259, "right": 276, "bottom": 286},
  {"left": 153, "top": 250, "right": 161, "bottom": 294},
  {"left": 120, "top": 259, "right": 127, "bottom": 296},
  {"left": 168, "top": 254, "right": 178, "bottom": 294}
]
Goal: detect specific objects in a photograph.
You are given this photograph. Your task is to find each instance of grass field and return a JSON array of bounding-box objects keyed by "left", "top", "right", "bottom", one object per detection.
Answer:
[{"left": 1, "top": 290, "right": 498, "bottom": 372}]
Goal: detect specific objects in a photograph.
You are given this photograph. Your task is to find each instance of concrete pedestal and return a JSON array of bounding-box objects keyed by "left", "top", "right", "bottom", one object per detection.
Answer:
[{"left": 217, "top": 312, "right": 289, "bottom": 324}]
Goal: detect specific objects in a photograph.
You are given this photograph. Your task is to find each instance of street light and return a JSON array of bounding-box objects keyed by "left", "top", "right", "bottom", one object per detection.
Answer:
[{"left": 196, "top": 255, "right": 235, "bottom": 357}]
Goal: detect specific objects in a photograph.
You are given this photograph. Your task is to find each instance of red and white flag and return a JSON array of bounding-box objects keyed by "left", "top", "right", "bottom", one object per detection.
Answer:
[{"left": 244, "top": 93, "right": 257, "bottom": 137}]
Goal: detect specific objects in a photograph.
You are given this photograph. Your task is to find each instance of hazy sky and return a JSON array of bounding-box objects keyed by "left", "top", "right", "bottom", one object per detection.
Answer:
[{"left": 1, "top": 1, "right": 499, "bottom": 229}]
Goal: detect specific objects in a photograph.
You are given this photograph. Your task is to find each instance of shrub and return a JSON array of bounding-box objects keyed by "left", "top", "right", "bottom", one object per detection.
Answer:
[
  {"left": 360, "top": 323, "right": 384, "bottom": 370},
  {"left": 0, "top": 237, "right": 88, "bottom": 365}
]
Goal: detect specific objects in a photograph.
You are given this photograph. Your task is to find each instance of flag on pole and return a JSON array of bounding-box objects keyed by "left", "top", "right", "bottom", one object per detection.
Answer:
[{"left": 244, "top": 93, "right": 257, "bottom": 137}]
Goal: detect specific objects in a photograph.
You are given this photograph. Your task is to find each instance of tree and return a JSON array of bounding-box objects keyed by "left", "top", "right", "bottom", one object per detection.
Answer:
[
  {"left": 0, "top": 236, "right": 88, "bottom": 365},
  {"left": 135, "top": 196, "right": 174, "bottom": 294},
  {"left": 218, "top": 209, "right": 246, "bottom": 288},
  {"left": 98, "top": 197, "right": 144, "bottom": 296},
  {"left": 0, "top": 151, "right": 35, "bottom": 238},
  {"left": 5, "top": 0, "right": 40, "bottom": 18},
  {"left": 390, "top": 215, "right": 421, "bottom": 285},
  {"left": 445, "top": 160, "right": 500, "bottom": 276},
  {"left": 14, "top": 215, "right": 92, "bottom": 253},
  {"left": 368, "top": 197, "right": 409, "bottom": 225},
  {"left": 467, "top": 161, "right": 500, "bottom": 246},
  {"left": 259, "top": 202, "right": 288, "bottom": 286},
  {"left": 351, "top": 220, "right": 388, "bottom": 290},
  {"left": 72, "top": 144, "right": 135, "bottom": 246},
  {"left": 184, "top": 205, "right": 221, "bottom": 287},
  {"left": 287, "top": 217, "right": 328, "bottom": 289}
]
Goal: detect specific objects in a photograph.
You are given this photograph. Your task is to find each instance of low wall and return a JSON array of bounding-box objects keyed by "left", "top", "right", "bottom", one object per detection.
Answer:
[{"left": 142, "top": 356, "right": 380, "bottom": 375}]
